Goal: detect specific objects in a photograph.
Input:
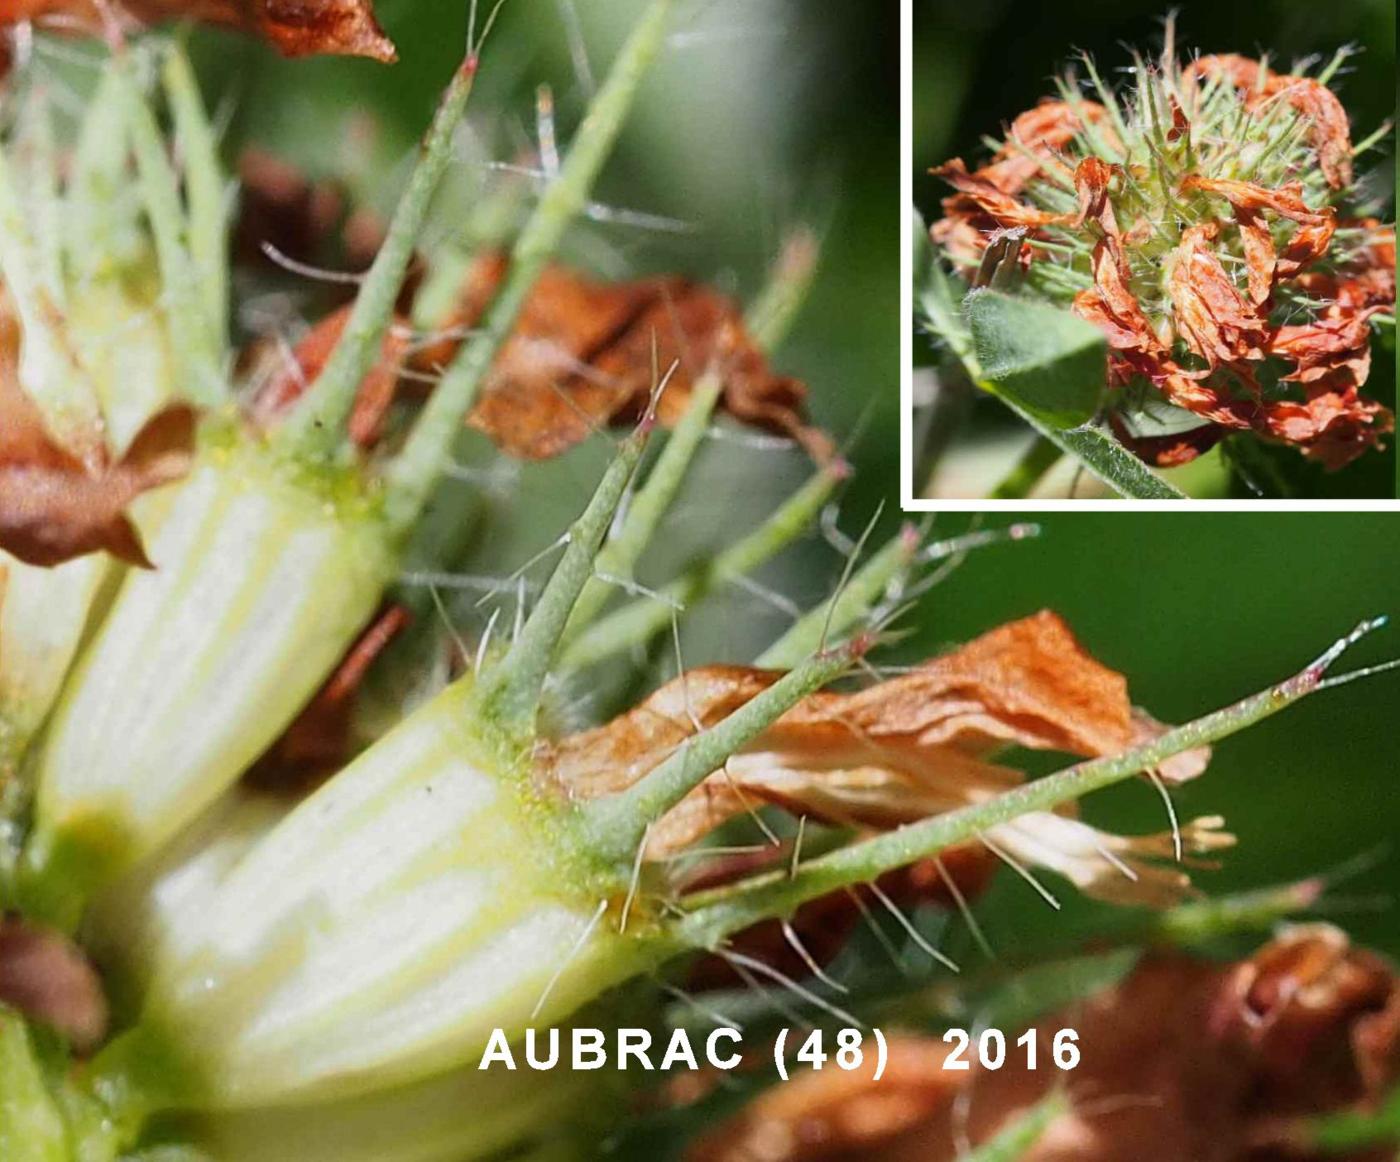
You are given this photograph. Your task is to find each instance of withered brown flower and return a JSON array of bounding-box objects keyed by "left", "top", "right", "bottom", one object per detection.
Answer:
[
  {"left": 0, "top": 0, "right": 395, "bottom": 62},
  {"left": 0, "top": 372, "right": 194, "bottom": 568},
  {"left": 248, "top": 251, "right": 828, "bottom": 461},
  {"left": 928, "top": 40, "right": 1395, "bottom": 471},
  {"left": 422, "top": 253, "right": 830, "bottom": 462},
  {"left": 692, "top": 926, "right": 1400, "bottom": 1162}
]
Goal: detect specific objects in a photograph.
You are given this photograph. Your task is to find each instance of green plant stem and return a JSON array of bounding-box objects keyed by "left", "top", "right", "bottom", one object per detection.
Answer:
[
  {"left": 559, "top": 463, "right": 846, "bottom": 672},
  {"left": 114, "top": 60, "right": 222, "bottom": 405},
  {"left": 67, "top": 68, "right": 128, "bottom": 285},
  {"left": 384, "top": 0, "right": 674, "bottom": 535},
  {"left": 162, "top": 44, "right": 228, "bottom": 355},
  {"left": 743, "top": 228, "right": 821, "bottom": 354},
  {"left": 276, "top": 56, "right": 481, "bottom": 457},
  {"left": 989, "top": 434, "right": 1061, "bottom": 500},
  {"left": 582, "top": 641, "right": 863, "bottom": 865},
  {"left": 562, "top": 375, "right": 724, "bottom": 646},
  {"left": 756, "top": 525, "right": 919, "bottom": 668},
  {"left": 962, "top": 1089, "right": 1068, "bottom": 1161},
  {"left": 560, "top": 227, "right": 821, "bottom": 645},
  {"left": 678, "top": 619, "right": 1384, "bottom": 947},
  {"left": 474, "top": 427, "right": 650, "bottom": 738}
]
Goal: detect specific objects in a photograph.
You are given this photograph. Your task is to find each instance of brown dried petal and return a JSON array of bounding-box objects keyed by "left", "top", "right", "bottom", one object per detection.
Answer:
[
  {"left": 1237, "top": 205, "right": 1277, "bottom": 306},
  {"left": 426, "top": 255, "right": 828, "bottom": 462},
  {"left": 977, "top": 99, "right": 1119, "bottom": 196},
  {"left": 1179, "top": 176, "right": 1330, "bottom": 226},
  {"left": 0, "top": 0, "right": 396, "bottom": 62},
  {"left": 1109, "top": 419, "right": 1227, "bottom": 468},
  {"left": 690, "top": 1035, "right": 962, "bottom": 1162},
  {"left": 1265, "top": 76, "right": 1354, "bottom": 189},
  {"left": 1071, "top": 157, "right": 1119, "bottom": 237},
  {"left": 0, "top": 376, "right": 194, "bottom": 568},
  {"left": 1180, "top": 175, "right": 1337, "bottom": 288},
  {"left": 1262, "top": 390, "right": 1393, "bottom": 471},
  {"left": 1168, "top": 222, "right": 1269, "bottom": 368},
  {"left": 1073, "top": 241, "right": 1159, "bottom": 354},
  {"left": 548, "top": 611, "right": 1197, "bottom": 895},
  {"left": 0, "top": 916, "right": 107, "bottom": 1051},
  {"left": 694, "top": 929, "right": 1400, "bottom": 1162},
  {"left": 1270, "top": 309, "right": 1379, "bottom": 389},
  {"left": 930, "top": 159, "right": 1073, "bottom": 231}
]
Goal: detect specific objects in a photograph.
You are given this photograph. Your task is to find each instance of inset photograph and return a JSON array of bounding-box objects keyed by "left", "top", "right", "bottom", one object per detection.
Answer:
[{"left": 909, "top": 0, "right": 1396, "bottom": 500}]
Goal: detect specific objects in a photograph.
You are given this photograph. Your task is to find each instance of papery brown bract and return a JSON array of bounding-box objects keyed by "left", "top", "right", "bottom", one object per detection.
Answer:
[
  {"left": 548, "top": 612, "right": 1211, "bottom": 909},
  {"left": 692, "top": 927, "right": 1400, "bottom": 1162},
  {"left": 416, "top": 253, "right": 829, "bottom": 462},
  {"left": 0, "top": 374, "right": 194, "bottom": 568},
  {"left": 0, "top": 0, "right": 395, "bottom": 61}
]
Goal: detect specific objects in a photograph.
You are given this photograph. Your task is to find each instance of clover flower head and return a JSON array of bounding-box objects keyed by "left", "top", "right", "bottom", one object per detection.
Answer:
[{"left": 930, "top": 30, "right": 1396, "bottom": 469}]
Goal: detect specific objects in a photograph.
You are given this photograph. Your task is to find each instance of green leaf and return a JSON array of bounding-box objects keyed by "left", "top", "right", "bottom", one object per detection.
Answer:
[
  {"left": 911, "top": 209, "right": 976, "bottom": 372},
  {"left": 1011, "top": 405, "right": 1187, "bottom": 499},
  {"left": 964, "top": 289, "right": 1104, "bottom": 430},
  {"left": 0, "top": 1009, "right": 67, "bottom": 1162}
]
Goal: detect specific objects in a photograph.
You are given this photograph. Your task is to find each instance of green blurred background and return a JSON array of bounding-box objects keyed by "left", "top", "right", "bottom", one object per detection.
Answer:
[
  {"left": 182, "top": 4, "right": 1396, "bottom": 952},
  {"left": 913, "top": 0, "right": 1397, "bottom": 498}
]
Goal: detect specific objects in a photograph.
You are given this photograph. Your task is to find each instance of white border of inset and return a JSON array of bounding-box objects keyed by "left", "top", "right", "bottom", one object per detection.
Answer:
[{"left": 897, "top": 2, "right": 1398, "bottom": 513}]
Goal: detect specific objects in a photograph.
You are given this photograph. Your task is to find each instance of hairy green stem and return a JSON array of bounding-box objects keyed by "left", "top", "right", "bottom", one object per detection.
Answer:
[
  {"left": 582, "top": 639, "right": 864, "bottom": 865},
  {"left": 563, "top": 375, "right": 723, "bottom": 645},
  {"left": 756, "top": 525, "right": 919, "bottom": 668},
  {"left": 678, "top": 619, "right": 1386, "bottom": 947},
  {"left": 0, "top": 135, "right": 100, "bottom": 447},
  {"left": 277, "top": 56, "right": 481, "bottom": 457},
  {"left": 385, "top": 0, "right": 674, "bottom": 534},
  {"left": 743, "top": 228, "right": 821, "bottom": 354},
  {"left": 19, "top": 90, "right": 63, "bottom": 308},
  {"left": 475, "top": 427, "right": 651, "bottom": 737},
  {"left": 67, "top": 68, "right": 129, "bottom": 284},
  {"left": 560, "top": 463, "right": 846, "bottom": 672},
  {"left": 561, "top": 227, "right": 822, "bottom": 645}
]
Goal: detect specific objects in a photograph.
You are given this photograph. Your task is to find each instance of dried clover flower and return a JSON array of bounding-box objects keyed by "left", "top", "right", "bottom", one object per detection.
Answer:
[
  {"left": 0, "top": 0, "right": 396, "bottom": 63},
  {"left": 930, "top": 34, "right": 1396, "bottom": 469},
  {"left": 694, "top": 925, "right": 1400, "bottom": 1162}
]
